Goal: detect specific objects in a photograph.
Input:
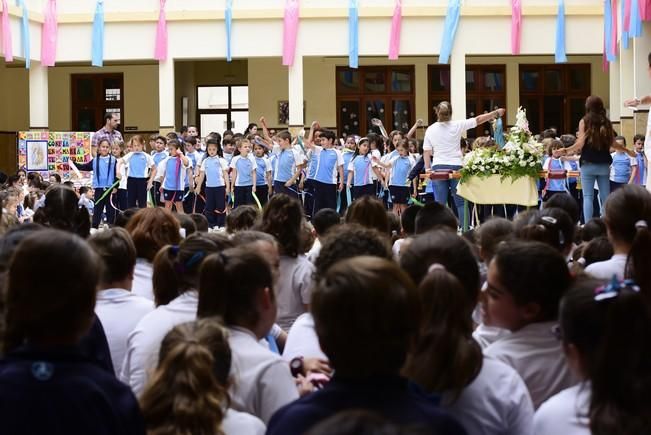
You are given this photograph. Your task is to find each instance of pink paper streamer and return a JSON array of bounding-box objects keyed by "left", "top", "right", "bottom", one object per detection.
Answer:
[
  {"left": 41, "top": 0, "right": 57, "bottom": 67},
  {"left": 643, "top": 0, "right": 651, "bottom": 20},
  {"left": 511, "top": 0, "right": 522, "bottom": 55},
  {"left": 388, "top": 0, "right": 402, "bottom": 60},
  {"left": 624, "top": 0, "right": 632, "bottom": 31},
  {"left": 1, "top": 0, "right": 13, "bottom": 62},
  {"left": 154, "top": 0, "right": 167, "bottom": 61},
  {"left": 282, "top": 0, "right": 299, "bottom": 66}
]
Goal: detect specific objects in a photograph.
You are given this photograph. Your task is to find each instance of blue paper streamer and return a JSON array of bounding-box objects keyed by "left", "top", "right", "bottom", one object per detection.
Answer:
[
  {"left": 439, "top": 0, "right": 461, "bottom": 64},
  {"left": 91, "top": 0, "right": 104, "bottom": 67},
  {"left": 630, "top": 0, "right": 642, "bottom": 38},
  {"left": 16, "top": 0, "right": 30, "bottom": 69},
  {"left": 604, "top": 0, "right": 615, "bottom": 63},
  {"left": 349, "top": 0, "right": 358, "bottom": 68},
  {"left": 555, "top": 0, "right": 567, "bottom": 63},
  {"left": 346, "top": 186, "right": 352, "bottom": 206},
  {"left": 225, "top": 0, "right": 233, "bottom": 62},
  {"left": 494, "top": 117, "right": 506, "bottom": 148}
]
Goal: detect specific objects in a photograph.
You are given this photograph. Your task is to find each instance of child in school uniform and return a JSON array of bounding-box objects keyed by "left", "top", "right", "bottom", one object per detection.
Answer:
[
  {"left": 340, "top": 136, "right": 356, "bottom": 214},
  {"left": 253, "top": 141, "right": 272, "bottom": 207},
  {"left": 482, "top": 240, "right": 576, "bottom": 409},
  {"left": 346, "top": 138, "right": 382, "bottom": 201},
  {"left": 310, "top": 129, "right": 344, "bottom": 214},
  {"left": 0, "top": 229, "right": 145, "bottom": 434},
  {"left": 273, "top": 131, "right": 306, "bottom": 199},
  {"left": 609, "top": 136, "right": 637, "bottom": 192},
  {"left": 78, "top": 186, "right": 95, "bottom": 217},
  {"left": 633, "top": 134, "right": 647, "bottom": 187},
  {"left": 112, "top": 141, "right": 129, "bottom": 212},
  {"left": 229, "top": 139, "right": 257, "bottom": 208},
  {"left": 121, "top": 234, "right": 227, "bottom": 396},
  {"left": 74, "top": 138, "right": 118, "bottom": 227},
  {"left": 195, "top": 138, "right": 230, "bottom": 228},
  {"left": 150, "top": 135, "right": 168, "bottom": 207},
  {"left": 542, "top": 140, "right": 574, "bottom": 202},
  {"left": 382, "top": 140, "right": 417, "bottom": 215},
  {"left": 155, "top": 139, "right": 192, "bottom": 214},
  {"left": 534, "top": 278, "right": 651, "bottom": 435},
  {"left": 89, "top": 228, "right": 154, "bottom": 377},
  {"left": 182, "top": 137, "right": 200, "bottom": 213},
  {"left": 119, "top": 135, "right": 157, "bottom": 208}
]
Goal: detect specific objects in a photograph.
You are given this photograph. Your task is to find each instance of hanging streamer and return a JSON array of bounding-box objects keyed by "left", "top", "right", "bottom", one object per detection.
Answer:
[
  {"left": 225, "top": 0, "right": 233, "bottom": 62},
  {"left": 348, "top": 0, "right": 358, "bottom": 68},
  {"left": 388, "top": 0, "right": 402, "bottom": 60},
  {"left": 622, "top": 0, "right": 631, "bottom": 48},
  {"left": 439, "top": 0, "right": 461, "bottom": 64},
  {"left": 604, "top": 0, "right": 616, "bottom": 65},
  {"left": 41, "top": 0, "right": 57, "bottom": 67},
  {"left": 511, "top": 0, "right": 522, "bottom": 55},
  {"left": 154, "top": 0, "right": 167, "bottom": 61},
  {"left": 91, "top": 0, "right": 104, "bottom": 67},
  {"left": 17, "top": 0, "right": 29, "bottom": 68},
  {"left": 1, "top": 0, "right": 13, "bottom": 61},
  {"left": 555, "top": 0, "right": 567, "bottom": 63},
  {"left": 494, "top": 118, "right": 506, "bottom": 148},
  {"left": 611, "top": 0, "right": 618, "bottom": 59},
  {"left": 282, "top": 0, "right": 299, "bottom": 66},
  {"left": 642, "top": 0, "right": 651, "bottom": 20},
  {"left": 630, "top": 0, "right": 642, "bottom": 37}
]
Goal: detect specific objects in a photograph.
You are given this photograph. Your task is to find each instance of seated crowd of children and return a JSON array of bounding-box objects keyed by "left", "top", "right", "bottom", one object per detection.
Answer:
[{"left": 0, "top": 158, "right": 649, "bottom": 434}]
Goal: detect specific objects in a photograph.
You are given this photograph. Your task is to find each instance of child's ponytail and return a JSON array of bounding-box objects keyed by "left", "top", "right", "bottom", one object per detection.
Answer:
[
  {"left": 626, "top": 220, "right": 651, "bottom": 305},
  {"left": 198, "top": 247, "right": 273, "bottom": 327},
  {"left": 140, "top": 319, "right": 231, "bottom": 435},
  {"left": 152, "top": 234, "right": 230, "bottom": 307}
]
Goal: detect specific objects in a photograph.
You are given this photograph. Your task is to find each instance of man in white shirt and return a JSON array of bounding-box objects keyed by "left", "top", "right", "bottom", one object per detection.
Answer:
[{"left": 88, "top": 228, "right": 154, "bottom": 377}]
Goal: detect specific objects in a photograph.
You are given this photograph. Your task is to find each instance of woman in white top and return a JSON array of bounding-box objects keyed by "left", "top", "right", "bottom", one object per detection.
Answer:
[
  {"left": 120, "top": 234, "right": 228, "bottom": 395},
  {"left": 125, "top": 208, "right": 182, "bottom": 301},
  {"left": 197, "top": 247, "right": 299, "bottom": 424},
  {"left": 584, "top": 185, "right": 651, "bottom": 284},
  {"left": 534, "top": 278, "right": 651, "bottom": 435},
  {"left": 140, "top": 318, "right": 265, "bottom": 435},
  {"left": 401, "top": 230, "right": 534, "bottom": 435},
  {"left": 259, "top": 194, "right": 314, "bottom": 330},
  {"left": 422, "top": 102, "right": 505, "bottom": 228}
]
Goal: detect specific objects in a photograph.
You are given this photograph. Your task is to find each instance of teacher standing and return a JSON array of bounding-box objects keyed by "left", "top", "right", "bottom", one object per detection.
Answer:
[
  {"left": 624, "top": 51, "right": 651, "bottom": 191},
  {"left": 422, "top": 101, "right": 505, "bottom": 228},
  {"left": 555, "top": 96, "right": 622, "bottom": 220}
]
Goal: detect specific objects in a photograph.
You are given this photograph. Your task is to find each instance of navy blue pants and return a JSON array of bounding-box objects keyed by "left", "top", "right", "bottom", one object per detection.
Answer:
[
  {"left": 204, "top": 186, "right": 226, "bottom": 227},
  {"left": 303, "top": 179, "right": 316, "bottom": 217},
  {"left": 92, "top": 187, "right": 116, "bottom": 228},
  {"left": 314, "top": 181, "right": 337, "bottom": 213},
  {"left": 116, "top": 189, "right": 128, "bottom": 211},
  {"left": 127, "top": 177, "right": 148, "bottom": 208},
  {"left": 234, "top": 185, "right": 254, "bottom": 208},
  {"left": 256, "top": 185, "right": 269, "bottom": 208},
  {"left": 352, "top": 184, "right": 375, "bottom": 201},
  {"left": 151, "top": 181, "right": 162, "bottom": 206},
  {"left": 273, "top": 180, "right": 299, "bottom": 199}
]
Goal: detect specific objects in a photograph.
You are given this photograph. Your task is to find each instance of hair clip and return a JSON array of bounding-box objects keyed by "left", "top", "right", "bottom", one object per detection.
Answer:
[
  {"left": 170, "top": 245, "right": 180, "bottom": 257},
  {"left": 635, "top": 220, "right": 648, "bottom": 230},
  {"left": 576, "top": 257, "right": 586, "bottom": 266},
  {"left": 185, "top": 251, "right": 205, "bottom": 269},
  {"left": 594, "top": 275, "right": 640, "bottom": 301},
  {"left": 428, "top": 263, "right": 446, "bottom": 274}
]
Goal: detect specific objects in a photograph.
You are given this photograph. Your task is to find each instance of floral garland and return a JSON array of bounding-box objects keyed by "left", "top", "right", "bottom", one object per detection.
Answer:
[{"left": 460, "top": 107, "right": 543, "bottom": 183}]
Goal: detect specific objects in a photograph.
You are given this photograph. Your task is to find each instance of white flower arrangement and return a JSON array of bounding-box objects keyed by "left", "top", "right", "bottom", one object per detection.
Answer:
[{"left": 460, "top": 107, "right": 543, "bottom": 182}]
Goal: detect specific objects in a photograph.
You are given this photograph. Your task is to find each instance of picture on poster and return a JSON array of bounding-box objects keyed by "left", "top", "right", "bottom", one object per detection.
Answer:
[{"left": 26, "top": 140, "right": 49, "bottom": 171}]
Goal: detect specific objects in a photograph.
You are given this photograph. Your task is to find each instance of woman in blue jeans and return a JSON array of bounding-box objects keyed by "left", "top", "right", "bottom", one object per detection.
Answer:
[
  {"left": 555, "top": 96, "right": 623, "bottom": 220},
  {"left": 422, "top": 102, "right": 505, "bottom": 228}
]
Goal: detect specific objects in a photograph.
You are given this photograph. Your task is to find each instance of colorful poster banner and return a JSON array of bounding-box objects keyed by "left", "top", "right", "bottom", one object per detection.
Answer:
[{"left": 18, "top": 131, "right": 93, "bottom": 182}]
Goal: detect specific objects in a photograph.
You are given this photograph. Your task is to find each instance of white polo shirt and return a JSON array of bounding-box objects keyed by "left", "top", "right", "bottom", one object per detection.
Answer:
[
  {"left": 276, "top": 255, "right": 315, "bottom": 330},
  {"left": 584, "top": 253, "right": 627, "bottom": 281},
  {"left": 228, "top": 327, "right": 299, "bottom": 424},
  {"left": 222, "top": 408, "right": 266, "bottom": 435},
  {"left": 484, "top": 321, "right": 578, "bottom": 409},
  {"left": 94, "top": 288, "right": 154, "bottom": 377},
  {"left": 534, "top": 384, "right": 590, "bottom": 435},
  {"left": 120, "top": 291, "right": 198, "bottom": 396},
  {"left": 442, "top": 356, "right": 535, "bottom": 435},
  {"left": 282, "top": 313, "right": 327, "bottom": 362},
  {"left": 131, "top": 258, "right": 154, "bottom": 301}
]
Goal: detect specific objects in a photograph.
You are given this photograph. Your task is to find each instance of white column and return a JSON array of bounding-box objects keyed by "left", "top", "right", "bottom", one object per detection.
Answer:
[
  {"left": 609, "top": 60, "right": 621, "bottom": 122},
  {"left": 158, "top": 59, "right": 175, "bottom": 132},
  {"left": 288, "top": 55, "right": 304, "bottom": 128},
  {"left": 450, "top": 50, "right": 466, "bottom": 121},
  {"left": 29, "top": 62, "right": 48, "bottom": 129},
  {"left": 632, "top": 23, "right": 651, "bottom": 135}
]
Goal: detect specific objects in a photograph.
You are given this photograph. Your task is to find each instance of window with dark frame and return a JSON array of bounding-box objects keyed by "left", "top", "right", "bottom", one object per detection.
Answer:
[
  {"left": 336, "top": 66, "right": 415, "bottom": 137},
  {"left": 519, "top": 64, "right": 591, "bottom": 135},
  {"left": 428, "top": 65, "right": 507, "bottom": 139},
  {"left": 71, "top": 73, "right": 124, "bottom": 132}
]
